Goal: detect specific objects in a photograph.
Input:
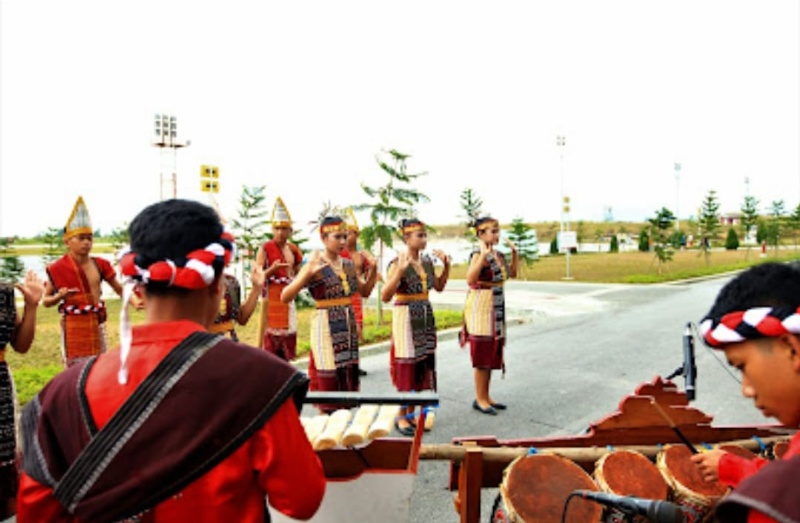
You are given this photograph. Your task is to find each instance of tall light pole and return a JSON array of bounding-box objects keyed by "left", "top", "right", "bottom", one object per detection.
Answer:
[
  {"left": 674, "top": 162, "right": 681, "bottom": 231},
  {"left": 557, "top": 135, "right": 566, "bottom": 233},
  {"left": 556, "top": 134, "right": 572, "bottom": 279},
  {"left": 153, "top": 114, "right": 190, "bottom": 200}
]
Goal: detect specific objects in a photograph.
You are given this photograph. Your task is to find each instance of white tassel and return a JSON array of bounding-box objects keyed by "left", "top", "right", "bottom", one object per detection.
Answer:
[{"left": 118, "top": 283, "right": 135, "bottom": 385}]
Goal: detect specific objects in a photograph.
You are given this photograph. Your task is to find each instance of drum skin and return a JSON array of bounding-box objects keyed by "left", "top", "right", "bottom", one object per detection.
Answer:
[
  {"left": 657, "top": 445, "right": 727, "bottom": 523},
  {"left": 595, "top": 450, "right": 669, "bottom": 501},
  {"left": 500, "top": 454, "right": 603, "bottom": 523}
]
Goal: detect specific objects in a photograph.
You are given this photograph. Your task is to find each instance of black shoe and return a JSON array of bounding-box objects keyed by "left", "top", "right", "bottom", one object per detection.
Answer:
[
  {"left": 394, "top": 420, "right": 416, "bottom": 437},
  {"left": 358, "top": 368, "right": 368, "bottom": 376},
  {"left": 491, "top": 402, "right": 507, "bottom": 410},
  {"left": 472, "top": 400, "right": 497, "bottom": 416}
]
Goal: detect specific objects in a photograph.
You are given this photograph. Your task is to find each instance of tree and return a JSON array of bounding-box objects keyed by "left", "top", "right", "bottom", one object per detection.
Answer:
[
  {"left": 505, "top": 218, "right": 538, "bottom": 276},
  {"left": 740, "top": 195, "right": 759, "bottom": 258},
  {"left": 756, "top": 219, "right": 768, "bottom": 244},
  {"left": 549, "top": 237, "right": 559, "bottom": 254},
  {"left": 725, "top": 228, "right": 740, "bottom": 250},
  {"left": 767, "top": 200, "right": 786, "bottom": 253},
  {"left": 230, "top": 185, "right": 271, "bottom": 291},
  {"left": 609, "top": 235, "right": 619, "bottom": 253},
  {"left": 459, "top": 188, "right": 483, "bottom": 246},
  {"left": 698, "top": 190, "right": 721, "bottom": 264},
  {"left": 108, "top": 224, "right": 130, "bottom": 263},
  {"left": 789, "top": 204, "right": 800, "bottom": 252},
  {"left": 0, "top": 238, "right": 26, "bottom": 283},
  {"left": 355, "top": 149, "right": 429, "bottom": 323},
  {"left": 648, "top": 207, "right": 676, "bottom": 275},
  {"left": 40, "top": 226, "right": 65, "bottom": 267},
  {"left": 638, "top": 229, "right": 650, "bottom": 252}
]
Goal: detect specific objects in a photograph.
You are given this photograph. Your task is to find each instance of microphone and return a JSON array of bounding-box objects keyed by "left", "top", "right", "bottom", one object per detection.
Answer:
[
  {"left": 682, "top": 322, "right": 697, "bottom": 401},
  {"left": 573, "top": 490, "right": 683, "bottom": 523}
]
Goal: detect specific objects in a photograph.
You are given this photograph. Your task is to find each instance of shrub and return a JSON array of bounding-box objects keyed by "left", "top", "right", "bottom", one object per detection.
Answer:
[{"left": 725, "top": 228, "right": 740, "bottom": 250}]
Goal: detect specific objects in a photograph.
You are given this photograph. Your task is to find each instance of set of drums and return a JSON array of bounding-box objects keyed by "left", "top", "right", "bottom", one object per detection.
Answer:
[{"left": 491, "top": 444, "right": 751, "bottom": 523}]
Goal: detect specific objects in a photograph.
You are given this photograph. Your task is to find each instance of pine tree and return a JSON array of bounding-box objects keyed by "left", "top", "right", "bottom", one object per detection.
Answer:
[
  {"left": 0, "top": 238, "right": 26, "bottom": 283},
  {"left": 40, "top": 226, "right": 65, "bottom": 266},
  {"left": 767, "top": 200, "right": 786, "bottom": 253},
  {"left": 740, "top": 195, "right": 759, "bottom": 258},
  {"left": 505, "top": 218, "right": 538, "bottom": 276},
  {"left": 698, "top": 190, "right": 721, "bottom": 264},
  {"left": 230, "top": 185, "right": 270, "bottom": 291}
]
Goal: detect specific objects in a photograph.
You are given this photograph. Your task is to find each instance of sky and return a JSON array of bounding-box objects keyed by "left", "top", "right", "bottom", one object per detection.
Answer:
[{"left": 1, "top": 0, "right": 798, "bottom": 239}]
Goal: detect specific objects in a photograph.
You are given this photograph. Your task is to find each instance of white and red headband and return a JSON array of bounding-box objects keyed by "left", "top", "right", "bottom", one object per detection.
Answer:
[
  {"left": 119, "top": 235, "right": 235, "bottom": 290},
  {"left": 700, "top": 306, "right": 800, "bottom": 348}
]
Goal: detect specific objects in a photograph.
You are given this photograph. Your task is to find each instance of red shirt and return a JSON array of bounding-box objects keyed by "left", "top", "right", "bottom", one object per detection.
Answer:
[
  {"left": 17, "top": 320, "right": 325, "bottom": 522},
  {"left": 717, "top": 431, "right": 800, "bottom": 523}
]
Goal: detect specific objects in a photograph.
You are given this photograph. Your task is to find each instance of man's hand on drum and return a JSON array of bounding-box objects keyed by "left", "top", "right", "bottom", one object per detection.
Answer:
[{"left": 690, "top": 449, "right": 726, "bottom": 483}]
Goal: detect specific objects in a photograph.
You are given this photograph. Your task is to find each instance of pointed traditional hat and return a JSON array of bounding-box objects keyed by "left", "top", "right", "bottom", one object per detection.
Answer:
[
  {"left": 271, "top": 197, "right": 292, "bottom": 228},
  {"left": 64, "top": 196, "right": 93, "bottom": 240},
  {"left": 344, "top": 207, "right": 359, "bottom": 232}
]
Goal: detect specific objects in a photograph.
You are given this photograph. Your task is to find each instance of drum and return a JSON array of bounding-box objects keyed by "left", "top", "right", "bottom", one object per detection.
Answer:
[
  {"left": 493, "top": 454, "right": 603, "bottom": 523},
  {"left": 771, "top": 440, "right": 790, "bottom": 460},
  {"left": 657, "top": 445, "right": 728, "bottom": 523},
  {"left": 594, "top": 449, "right": 669, "bottom": 523},
  {"left": 715, "top": 443, "right": 758, "bottom": 461}
]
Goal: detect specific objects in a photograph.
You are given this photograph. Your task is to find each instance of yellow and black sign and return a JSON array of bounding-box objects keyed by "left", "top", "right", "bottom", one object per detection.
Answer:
[{"left": 200, "top": 165, "right": 219, "bottom": 193}]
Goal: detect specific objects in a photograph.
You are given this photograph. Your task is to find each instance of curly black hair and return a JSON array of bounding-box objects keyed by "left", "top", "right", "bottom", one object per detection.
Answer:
[{"left": 129, "top": 199, "right": 226, "bottom": 294}]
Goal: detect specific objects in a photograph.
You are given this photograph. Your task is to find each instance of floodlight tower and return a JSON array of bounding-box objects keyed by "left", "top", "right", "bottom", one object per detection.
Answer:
[{"left": 153, "top": 114, "right": 190, "bottom": 200}]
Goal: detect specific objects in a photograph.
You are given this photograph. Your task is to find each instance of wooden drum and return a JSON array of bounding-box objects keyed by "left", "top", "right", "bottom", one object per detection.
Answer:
[
  {"left": 594, "top": 449, "right": 669, "bottom": 523},
  {"left": 715, "top": 443, "right": 758, "bottom": 461},
  {"left": 657, "top": 445, "right": 728, "bottom": 523},
  {"left": 493, "top": 454, "right": 603, "bottom": 523}
]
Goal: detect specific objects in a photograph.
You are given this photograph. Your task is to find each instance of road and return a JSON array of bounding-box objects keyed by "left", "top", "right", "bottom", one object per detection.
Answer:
[{"left": 342, "top": 276, "right": 766, "bottom": 523}]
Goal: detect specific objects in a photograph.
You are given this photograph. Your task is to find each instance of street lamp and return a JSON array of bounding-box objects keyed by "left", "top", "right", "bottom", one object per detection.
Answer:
[
  {"left": 674, "top": 162, "right": 681, "bottom": 231},
  {"left": 556, "top": 134, "right": 572, "bottom": 279},
  {"left": 153, "top": 114, "right": 190, "bottom": 200},
  {"left": 557, "top": 135, "right": 566, "bottom": 233}
]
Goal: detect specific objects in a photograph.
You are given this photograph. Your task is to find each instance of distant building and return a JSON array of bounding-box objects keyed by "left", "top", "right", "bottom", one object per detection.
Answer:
[{"left": 719, "top": 212, "right": 742, "bottom": 226}]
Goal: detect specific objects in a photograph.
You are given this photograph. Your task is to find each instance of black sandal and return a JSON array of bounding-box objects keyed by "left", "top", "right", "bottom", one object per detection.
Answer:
[{"left": 394, "top": 420, "right": 416, "bottom": 437}]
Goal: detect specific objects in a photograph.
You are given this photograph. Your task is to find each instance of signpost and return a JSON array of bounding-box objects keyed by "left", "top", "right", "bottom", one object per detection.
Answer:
[{"left": 200, "top": 165, "right": 220, "bottom": 194}]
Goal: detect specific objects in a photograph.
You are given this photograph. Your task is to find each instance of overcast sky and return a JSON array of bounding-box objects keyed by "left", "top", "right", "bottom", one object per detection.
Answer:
[{"left": 1, "top": 0, "right": 798, "bottom": 239}]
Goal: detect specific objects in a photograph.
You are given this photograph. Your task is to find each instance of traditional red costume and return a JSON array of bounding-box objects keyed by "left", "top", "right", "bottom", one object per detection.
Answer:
[
  {"left": 17, "top": 321, "right": 325, "bottom": 522},
  {"left": 46, "top": 254, "right": 115, "bottom": 367},
  {"left": 258, "top": 197, "right": 303, "bottom": 360}
]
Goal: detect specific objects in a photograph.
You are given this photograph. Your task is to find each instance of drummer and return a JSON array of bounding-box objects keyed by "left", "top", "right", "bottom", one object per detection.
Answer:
[{"left": 692, "top": 262, "right": 800, "bottom": 523}]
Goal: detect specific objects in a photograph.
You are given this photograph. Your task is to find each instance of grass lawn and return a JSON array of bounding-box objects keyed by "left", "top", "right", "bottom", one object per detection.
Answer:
[
  {"left": 6, "top": 302, "right": 463, "bottom": 406},
  {"left": 449, "top": 246, "right": 800, "bottom": 283}
]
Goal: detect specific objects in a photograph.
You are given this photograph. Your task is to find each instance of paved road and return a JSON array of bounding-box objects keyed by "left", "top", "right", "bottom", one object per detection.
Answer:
[{"left": 336, "top": 275, "right": 766, "bottom": 523}]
